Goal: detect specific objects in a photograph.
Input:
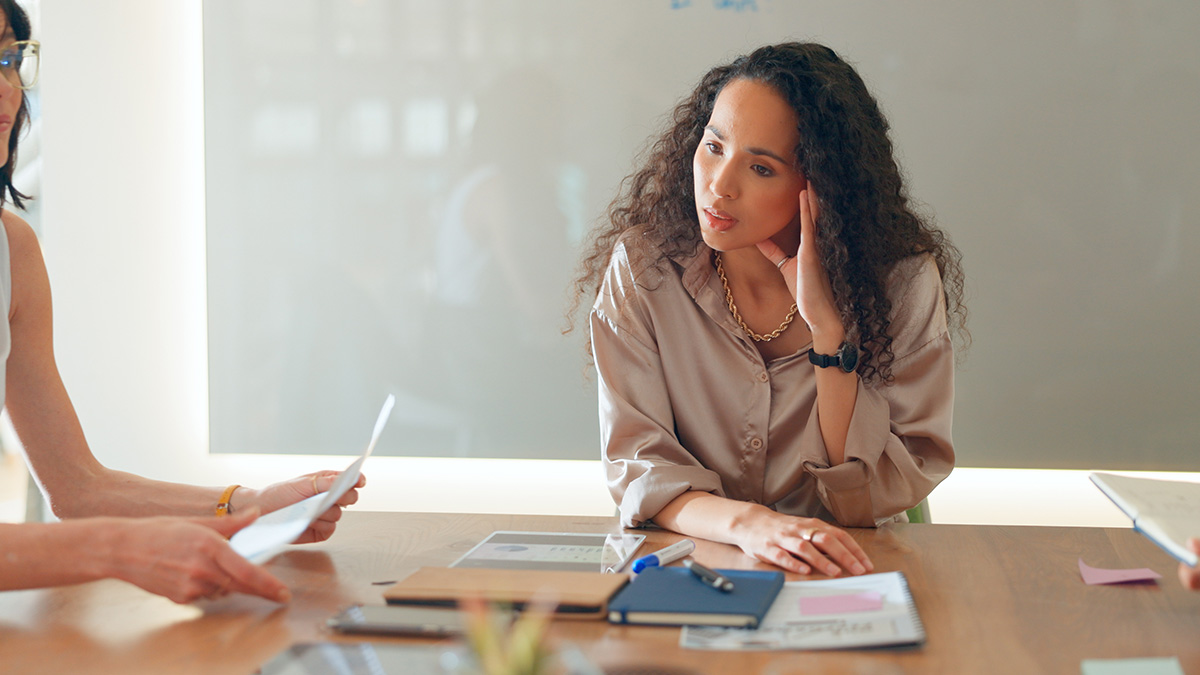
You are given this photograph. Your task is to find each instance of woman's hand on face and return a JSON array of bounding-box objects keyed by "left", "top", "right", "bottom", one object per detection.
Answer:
[
  {"left": 237, "top": 471, "right": 366, "bottom": 544},
  {"left": 107, "top": 512, "right": 290, "bottom": 604},
  {"left": 734, "top": 506, "right": 873, "bottom": 577},
  {"left": 756, "top": 189, "right": 842, "bottom": 340}
]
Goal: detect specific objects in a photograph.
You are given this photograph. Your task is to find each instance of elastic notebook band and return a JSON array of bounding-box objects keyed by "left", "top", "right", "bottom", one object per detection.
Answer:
[{"left": 215, "top": 484, "right": 240, "bottom": 517}]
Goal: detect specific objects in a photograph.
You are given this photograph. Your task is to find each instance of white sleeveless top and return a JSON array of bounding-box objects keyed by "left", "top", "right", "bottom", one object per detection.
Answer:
[{"left": 0, "top": 217, "right": 11, "bottom": 408}]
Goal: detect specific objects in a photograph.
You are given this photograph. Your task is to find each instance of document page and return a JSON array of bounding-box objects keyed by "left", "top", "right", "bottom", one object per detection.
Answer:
[
  {"left": 681, "top": 571, "right": 923, "bottom": 651},
  {"left": 1091, "top": 472, "right": 1200, "bottom": 566},
  {"left": 231, "top": 394, "right": 395, "bottom": 563},
  {"left": 450, "top": 531, "right": 645, "bottom": 573}
]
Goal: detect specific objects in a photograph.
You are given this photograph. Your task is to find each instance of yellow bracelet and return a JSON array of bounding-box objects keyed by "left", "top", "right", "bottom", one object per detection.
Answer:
[{"left": 215, "top": 484, "right": 240, "bottom": 517}]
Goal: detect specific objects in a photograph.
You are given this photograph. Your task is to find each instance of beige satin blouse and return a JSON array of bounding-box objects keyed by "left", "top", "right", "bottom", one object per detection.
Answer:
[{"left": 590, "top": 237, "right": 955, "bottom": 528}]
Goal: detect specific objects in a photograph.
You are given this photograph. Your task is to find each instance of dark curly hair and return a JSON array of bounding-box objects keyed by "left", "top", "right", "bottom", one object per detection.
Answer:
[
  {"left": 569, "top": 42, "right": 967, "bottom": 384},
  {"left": 0, "top": 0, "right": 33, "bottom": 211}
]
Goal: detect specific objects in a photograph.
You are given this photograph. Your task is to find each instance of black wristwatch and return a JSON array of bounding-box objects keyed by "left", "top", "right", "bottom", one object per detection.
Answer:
[{"left": 808, "top": 342, "right": 859, "bottom": 374}]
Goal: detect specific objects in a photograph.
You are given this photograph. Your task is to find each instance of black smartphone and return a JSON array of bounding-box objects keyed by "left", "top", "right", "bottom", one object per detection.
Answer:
[{"left": 326, "top": 605, "right": 465, "bottom": 637}]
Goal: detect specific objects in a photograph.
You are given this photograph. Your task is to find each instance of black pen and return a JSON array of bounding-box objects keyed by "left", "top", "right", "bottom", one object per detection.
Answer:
[{"left": 683, "top": 558, "right": 735, "bottom": 592}]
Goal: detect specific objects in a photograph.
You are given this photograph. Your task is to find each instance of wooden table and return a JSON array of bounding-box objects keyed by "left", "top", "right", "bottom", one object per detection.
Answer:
[{"left": 1, "top": 512, "right": 1197, "bottom": 674}]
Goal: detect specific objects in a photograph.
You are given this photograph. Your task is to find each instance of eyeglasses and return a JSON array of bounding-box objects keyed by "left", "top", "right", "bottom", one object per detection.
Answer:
[{"left": 0, "top": 40, "right": 40, "bottom": 90}]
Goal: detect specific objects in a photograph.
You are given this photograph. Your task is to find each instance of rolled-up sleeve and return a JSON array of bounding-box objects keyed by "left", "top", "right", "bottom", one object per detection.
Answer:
[
  {"left": 800, "top": 257, "right": 956, "bottom": 526},
  {"left": 591, "top": 247, "right": 725, "bottom": 528}
]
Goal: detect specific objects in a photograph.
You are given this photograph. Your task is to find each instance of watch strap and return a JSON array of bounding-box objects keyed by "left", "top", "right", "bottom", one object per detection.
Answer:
[
  {"left": 808, "top": 348, "right": 840, "bottom": 369},
  {"left": 809, "top": 342, "right": 859, "bottom": 373}
]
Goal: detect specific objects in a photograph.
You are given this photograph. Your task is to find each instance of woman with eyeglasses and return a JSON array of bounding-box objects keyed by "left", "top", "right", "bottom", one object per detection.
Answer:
[{"left": 0, "top": 0, "right": 363, "bottom": 603}]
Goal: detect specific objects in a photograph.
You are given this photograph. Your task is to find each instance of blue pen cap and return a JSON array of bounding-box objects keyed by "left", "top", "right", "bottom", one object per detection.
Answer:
[
  {"left": 631, "top": 556, "right": 659, "bottom": 574},
  {"left": 631, "top": 539, "right": 695, "bottom": 574}
]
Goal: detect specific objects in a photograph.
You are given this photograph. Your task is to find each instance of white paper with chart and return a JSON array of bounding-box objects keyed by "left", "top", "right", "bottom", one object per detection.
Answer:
[
  {"left": 680, "top": 571, "right": 924, "bottom": 651},
  {"left": 449, "top": 531, "right": 645, "bottom": 573}
]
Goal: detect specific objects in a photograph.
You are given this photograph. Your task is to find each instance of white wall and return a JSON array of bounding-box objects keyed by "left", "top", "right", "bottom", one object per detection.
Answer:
[{"left": 33, "top": 0, "right": 1197, "bottom": 527}]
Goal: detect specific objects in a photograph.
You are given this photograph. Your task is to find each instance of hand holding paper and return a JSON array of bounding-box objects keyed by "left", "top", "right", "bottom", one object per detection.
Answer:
[
  {"left": 236, "top": 470, "right": 366, "bottom": 545},
  {"left": 230, "top": 395, "right": 395, "bottom": 564}
]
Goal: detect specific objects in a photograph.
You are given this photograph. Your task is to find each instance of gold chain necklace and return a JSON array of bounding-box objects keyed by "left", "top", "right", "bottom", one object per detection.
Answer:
[{"left": 715, "top": 252, "right": 799, "bottom": 342}]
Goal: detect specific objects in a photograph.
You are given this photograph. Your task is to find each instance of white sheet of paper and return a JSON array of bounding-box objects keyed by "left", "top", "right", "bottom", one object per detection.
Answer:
[
  {"left": 230, "top": 394, "right": 395, "bottom": 563},
  {"left": 680, "top": 571, "right": 923, "bottom": 651},
  {"left": 1091, "top": 472, "right": 1200, "bottom": 566}
]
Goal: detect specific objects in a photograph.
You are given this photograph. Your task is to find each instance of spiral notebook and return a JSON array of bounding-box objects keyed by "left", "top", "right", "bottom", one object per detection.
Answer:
[{"left": 680, "top": 571, "right": 924, "bottom": 651}]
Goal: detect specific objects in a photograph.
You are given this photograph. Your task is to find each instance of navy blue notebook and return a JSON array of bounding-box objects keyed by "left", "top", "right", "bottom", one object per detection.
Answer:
[{"left": 607, "top": 566, "right": 785, "bottom": 628}]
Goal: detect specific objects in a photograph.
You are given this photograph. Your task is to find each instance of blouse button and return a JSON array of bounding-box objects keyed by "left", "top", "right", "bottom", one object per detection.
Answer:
[
  {"left": 757, "top": 372, "right": 769, "bottom": 382},
  {"left": 750, "top": 437, "right": 763, "bottom": 450}
]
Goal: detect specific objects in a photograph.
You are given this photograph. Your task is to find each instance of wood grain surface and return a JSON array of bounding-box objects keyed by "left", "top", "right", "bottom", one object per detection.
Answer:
[{"left": 1, "top": 512, "right": 1196, "bottom": 674}]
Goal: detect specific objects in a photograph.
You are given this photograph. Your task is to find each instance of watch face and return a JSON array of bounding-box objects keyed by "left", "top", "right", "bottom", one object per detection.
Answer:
[{"left": 839, "top": 342, "right": 859, "bottom": 373}]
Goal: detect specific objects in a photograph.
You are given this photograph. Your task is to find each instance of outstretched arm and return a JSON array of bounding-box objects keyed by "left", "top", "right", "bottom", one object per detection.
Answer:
[
  {"left": 0, "top": 511, "right": 289, "bottom": 603},
  {"left": 2, "top": 212, "right": 361, "bottom": 542}
]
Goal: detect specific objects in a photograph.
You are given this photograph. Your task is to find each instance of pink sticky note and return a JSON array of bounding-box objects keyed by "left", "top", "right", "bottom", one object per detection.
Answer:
[
  {"left": 799, "top": 591, "right": 884, "bottom": 615},
  {"left": 1078, "top": 558, "right": 1162, "bottom": 585}
]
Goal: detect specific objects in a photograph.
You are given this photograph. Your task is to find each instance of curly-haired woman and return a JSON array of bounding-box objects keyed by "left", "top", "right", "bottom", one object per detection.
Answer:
[{"left": 572, "top": 43, "right": 967, "bottom": 577}]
